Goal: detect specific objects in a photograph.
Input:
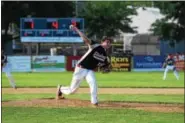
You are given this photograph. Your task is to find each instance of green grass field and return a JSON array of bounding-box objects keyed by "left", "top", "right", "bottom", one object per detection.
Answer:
[
  {"left": 2, "top": 93, "right": 184, "bottom": 103},
  {"left": 1, "top": 72, "right": 184, "bottom": 88},
  {"left": 2, "top": 107, "right": 184, "bottom": 123},
  {"left": 2, "top": 71, "right": 184, "bottom": 123}
]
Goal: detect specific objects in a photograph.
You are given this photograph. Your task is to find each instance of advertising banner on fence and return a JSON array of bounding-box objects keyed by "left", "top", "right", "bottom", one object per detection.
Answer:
[
  {"left": 133, "top": 55, "right": 165, "bottom": 71},
  {"left": 66, "top": 56, "right": 81, "bottom": 71},
  {"left": 7, "top": 56, "right": 31, "bottom": 72},
  {"left": 172, "top": 54, "right": 185, "bottom": 71},
  {"left": 31, "top": 56, "right": 65, "bottom": 72},
  {"left": 111, "top": 56, "right": 131, "bottom": 72}
]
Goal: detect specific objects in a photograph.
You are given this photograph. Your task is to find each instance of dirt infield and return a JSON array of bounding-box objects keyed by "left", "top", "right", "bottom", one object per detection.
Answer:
[
  {"left": 2, "top": 88, "right": 184, "bottom": 113},
  {"left": 2, "top": 88, "right": 184, "bottom": 94}
]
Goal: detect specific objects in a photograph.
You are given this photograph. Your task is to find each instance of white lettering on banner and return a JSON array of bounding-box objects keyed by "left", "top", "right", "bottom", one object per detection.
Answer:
[
  {"left": 173, "top": 55, "right": 184, "bottom": 61},
  {"left": 33, "top": 56, "right": 57, "bottom": 63},
  {"left": 33, "top": 56, "right": 49, "bottom": 62},
  {"left": 136, "top": 63, "right": 162, "bottom": 67},
  {"left": 32, "top": 56, "right": 65, "bottom": 72},
  {"left": 173, "top": 56, "right": 178, "bottom": 61},
  {"left": 179, "top": 55, "right": 184, "bottom": 61},
  {"left": 72, "top": 60, "right": 79, "bottom": 68}
]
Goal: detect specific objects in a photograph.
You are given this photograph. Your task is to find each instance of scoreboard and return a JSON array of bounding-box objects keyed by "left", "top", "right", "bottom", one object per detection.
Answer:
[{"left": 20, "top": 18, "right": 84, "bottom": 43}]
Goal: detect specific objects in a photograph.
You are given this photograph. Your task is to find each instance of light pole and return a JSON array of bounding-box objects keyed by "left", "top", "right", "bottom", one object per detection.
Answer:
[{"left": 75, "top": 0, "right": 78, "bottom": 17}]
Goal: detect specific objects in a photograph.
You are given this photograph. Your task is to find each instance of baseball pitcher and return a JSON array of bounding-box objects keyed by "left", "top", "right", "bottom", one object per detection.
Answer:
[{"left": 56, "top": 25, "right": 112, "bottom": 106}]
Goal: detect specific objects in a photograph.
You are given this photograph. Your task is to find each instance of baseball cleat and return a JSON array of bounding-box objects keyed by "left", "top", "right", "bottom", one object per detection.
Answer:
[
  {"left": 91, "top": 103, "right": 98, "bottom": 108},
  {"left": 56, "top": 84, "right": 62, "bottom": 100}
]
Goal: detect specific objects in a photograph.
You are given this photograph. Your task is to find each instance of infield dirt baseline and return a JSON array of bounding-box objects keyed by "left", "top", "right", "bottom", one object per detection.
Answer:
[
  {"left": 2, "top": 88, "right": 184, "bottom": 94},
  {"left": 2, "top": 98, "right": 184, "bottom": 113}
]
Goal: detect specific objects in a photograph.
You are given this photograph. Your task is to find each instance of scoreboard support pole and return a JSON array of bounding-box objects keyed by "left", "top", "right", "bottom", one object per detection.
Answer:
[{"left": 72, "top": 43, "right": 77, "bottom": 56}]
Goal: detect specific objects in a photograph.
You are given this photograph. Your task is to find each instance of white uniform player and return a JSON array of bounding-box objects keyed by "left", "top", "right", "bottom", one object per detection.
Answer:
[
  {"left": 56, "top": 25, "right": 112, "bottom": 106},
  {"left": 162, "top": 54, "right": 179, "bottom": 80},
  {"left": 2, "top": 50, "right": 17, "bottom": 89}
]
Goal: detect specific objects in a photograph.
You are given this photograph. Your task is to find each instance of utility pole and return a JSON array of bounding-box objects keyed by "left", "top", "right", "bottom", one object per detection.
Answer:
[
  {"left": 75, "top": 0, "right": 78, "bottom": 17},
  {"left": 73, "top": 0, "right": 78, "bottom": 56},
  {"left": 151, "top": 1, "right": 154, "bottom": 8}
]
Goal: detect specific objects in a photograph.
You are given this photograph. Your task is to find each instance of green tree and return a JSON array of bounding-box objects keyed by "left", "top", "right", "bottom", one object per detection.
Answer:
[
  {"left": 1, "top": 1, "right": 29, "bottom": 49},
  {"left": 79, "top": 1, "right": 137, "bottom": 39},
  {"left": 151, "top": 1, "right": 185, "bottom": 46}
]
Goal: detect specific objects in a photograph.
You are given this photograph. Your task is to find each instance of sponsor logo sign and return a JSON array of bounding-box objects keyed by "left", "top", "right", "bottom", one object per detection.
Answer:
[
  {"left": 7, "top": 56, "right": 31, "bottom": 72},
  {"left": 133, "top": 55, "right": 165, "bottom": 71},
  {"left": 31, "top": 56, "right": 65, "bottom": 72},
  {"left": 111, "top": 56, "right": 131, "bottom": 72},
  {"left": 172, "top": 54, "right": 185, "bottom": 71},
  {"left": 134, "top": 55, "right": 164, "bottom": 68}
]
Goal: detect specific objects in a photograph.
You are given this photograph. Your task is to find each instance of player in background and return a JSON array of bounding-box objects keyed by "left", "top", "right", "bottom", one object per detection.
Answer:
[
  {"left": 56, "top": 25, "right": 112, "bottom": 106},
  {"left": 2, "top": 50, "right": 17, "bottom": 89},
  {"left": 162, "top": 54, "right": 179, "bottom": 80}
]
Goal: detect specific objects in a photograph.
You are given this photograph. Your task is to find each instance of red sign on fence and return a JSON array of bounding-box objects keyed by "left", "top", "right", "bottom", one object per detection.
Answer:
[
  {"left": 66, "top": 56, "right": 81, "bottom": 71},
  {"left": 172, "top": 54, "right": 185, "bottom": 71}
]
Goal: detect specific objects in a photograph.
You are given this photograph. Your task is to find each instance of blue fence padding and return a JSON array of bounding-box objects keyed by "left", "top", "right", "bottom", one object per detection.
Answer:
[
  {"left": 133, "top": 55, "right": 165, "bottom": 69},
  {"left": 133, "top": 68, "right": 164, "bottom": 72}
]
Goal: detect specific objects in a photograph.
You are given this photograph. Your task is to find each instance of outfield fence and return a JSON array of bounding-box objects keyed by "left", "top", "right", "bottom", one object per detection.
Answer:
[{"left": 4, "top": 54, "right": 184, "bottom": 72}]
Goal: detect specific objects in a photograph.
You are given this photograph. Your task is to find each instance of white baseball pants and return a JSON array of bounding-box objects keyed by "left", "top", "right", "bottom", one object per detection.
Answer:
[
  {"left": 2, "top": 63, "right": 16, "bottom": 88},
  {"left": 60, "top": 66, "right": 98, "bottom": 104},
  {"left": 2, "top": 63, "right": 11, "bottom": 76},
  {"left": 163, "top": 65, "right": 179, "bottom": 80}
]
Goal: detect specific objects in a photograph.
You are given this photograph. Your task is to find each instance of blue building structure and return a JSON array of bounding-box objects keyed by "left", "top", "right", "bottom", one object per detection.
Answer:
[{"left": 160, "top": 40, "right": 185, "bottom": 56}]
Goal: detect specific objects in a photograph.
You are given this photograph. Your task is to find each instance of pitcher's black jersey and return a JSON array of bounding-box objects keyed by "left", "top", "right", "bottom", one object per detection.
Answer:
[{"left": 78, "top": 41, "right": 108, "bottom": 70}]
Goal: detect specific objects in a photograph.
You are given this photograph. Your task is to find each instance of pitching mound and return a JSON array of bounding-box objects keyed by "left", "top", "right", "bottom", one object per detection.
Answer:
[{"left": 2, "top": 98, "right": 184, "bottom": 113}]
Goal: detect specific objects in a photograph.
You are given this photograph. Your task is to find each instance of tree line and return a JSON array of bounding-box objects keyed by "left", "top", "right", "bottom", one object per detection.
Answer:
[{"left": 1, "top": 1, "right": 185, "bottom": 48}]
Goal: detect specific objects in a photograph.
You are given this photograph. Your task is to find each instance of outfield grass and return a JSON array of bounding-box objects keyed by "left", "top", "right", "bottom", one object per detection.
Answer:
[
  {"left": 2, "top": 107, "right": 184, "bottom": 123},
  {"left": 2, "top": 94, "right": 184, "bottom": 103},
  {"left": 2, "top": 72, "right": 184, "bottom": 123},
  {"left": 1, "top": 72, "right": 184, "bottom": 88}
]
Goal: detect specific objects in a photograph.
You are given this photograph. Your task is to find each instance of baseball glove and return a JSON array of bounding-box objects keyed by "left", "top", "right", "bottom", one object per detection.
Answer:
[{"left": 99, "top": 63, "right": 112, "bottom": 73}]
